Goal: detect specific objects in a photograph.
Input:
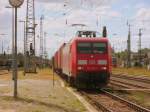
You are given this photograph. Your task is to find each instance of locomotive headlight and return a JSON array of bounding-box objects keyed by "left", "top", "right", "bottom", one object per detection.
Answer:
[
  {"left": 98, "top": 60, "right": 107, "bottom": 65},
  {"left": 78, "top": 60, "right": 87, "bottom": 65},
  {"left": 77, "top": 66, "right": 83, "bottom": 70}
]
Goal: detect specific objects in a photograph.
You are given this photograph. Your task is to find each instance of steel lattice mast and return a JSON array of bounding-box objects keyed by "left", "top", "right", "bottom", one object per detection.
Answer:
[
  {"left": 25, "top": 0, "right": 36, "bottom": 73},
  {"left": 26, "top": 0, "right": 35, "bottom": 55}
]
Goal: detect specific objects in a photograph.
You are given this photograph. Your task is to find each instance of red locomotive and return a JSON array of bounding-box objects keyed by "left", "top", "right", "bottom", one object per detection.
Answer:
[{"left": 53, "top": 31, "right": 112, "bottom": 88}]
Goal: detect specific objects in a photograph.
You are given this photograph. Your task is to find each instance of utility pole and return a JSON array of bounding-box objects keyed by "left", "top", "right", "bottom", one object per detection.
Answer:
[
  {"left": 40, "top": 15, "right": 44, "bottom": 68},
  {"left": 9, "top": 0, "right": 24, "bottom": 98},
  {"left": 14, "top": 7, "right": 18, "bottom": 98},
  {"left": 0, "top": 34, "right": 7, "bottom": 54},
  {"left": 127, "top": 22, "right": 131, "bottom": 68},
  {"left": 44, "top": 32, "right": 47, "bottom": 67},
  {"left": 96, "top": 16, "right": 99, "bottom": 28},
  {"left": 44, "top": 32, "right": 47, "bottom": 58},
  {"left": 2, "top": 41, "right": 3, "bottom": 54},
  {"left": 138, "top": 28, "right": 143, "bottom": 66}
]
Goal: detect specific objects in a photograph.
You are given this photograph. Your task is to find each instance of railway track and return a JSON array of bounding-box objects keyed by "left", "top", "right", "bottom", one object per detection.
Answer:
[
  {"left": 80, "top": 90, "right": 150, "bottom": 112},
  {"left": 110, "top": 74, "right": 150, "bottom": 90},
  {"left": 110, "top": 79, "right": 149, "bottom": 89},
  {"left": 102, "top": 90, "right": 150, "bottom": 112},
  {"left": 112, "top": 74, "right": 150, "bottom": 84},
  {"left": 109, "top": 81, "right": 131, "bottom": 89}
]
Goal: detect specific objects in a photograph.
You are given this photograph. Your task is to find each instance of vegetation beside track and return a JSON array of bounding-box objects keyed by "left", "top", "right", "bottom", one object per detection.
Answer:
[
  {"left": 0, "top": 68, "right": 59, "bottom": 80},
  {"left": 108, "top": 90, "right": 150, "bottom": 109},
  {"left": 128, "top": 92, "right": 150, "bottom": 109},
  {"left": 112, "top": 67, "right": 150, "bottom": 76}
]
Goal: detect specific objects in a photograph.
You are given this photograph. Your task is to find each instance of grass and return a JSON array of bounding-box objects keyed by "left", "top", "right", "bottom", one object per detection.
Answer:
[
  {"left": 127, "top": 91, "right": 150, "bottom": 109},
  {"left": 109, "top": 90, "right": 150, "bottom": 109},
  {"left": 112, "top": 67, "right": 150, "bottom": 76},
  {"left": 0, "top": 68, "right": 59, "bottom": 81}
]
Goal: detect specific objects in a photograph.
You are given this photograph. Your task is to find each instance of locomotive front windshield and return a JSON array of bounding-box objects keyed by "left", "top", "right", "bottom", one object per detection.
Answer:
[
  {"left": 77, "top": 43, "right": 91, "bottom": 53},
  {"left": 77, "top": 42, "right": 107, "bottom": 54}
]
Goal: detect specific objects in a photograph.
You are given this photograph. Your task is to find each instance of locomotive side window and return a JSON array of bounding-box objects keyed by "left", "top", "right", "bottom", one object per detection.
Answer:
[
  {"left": 77, "top": 43, "right": 91, "bottom": 53},
  {"left": 93, "top": 43, "right": 107, "bottom": 54}
]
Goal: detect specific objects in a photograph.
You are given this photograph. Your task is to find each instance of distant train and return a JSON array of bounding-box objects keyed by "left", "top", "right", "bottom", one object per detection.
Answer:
[{"left": 53, "top": 31, "right": 112, "bottom": 88}]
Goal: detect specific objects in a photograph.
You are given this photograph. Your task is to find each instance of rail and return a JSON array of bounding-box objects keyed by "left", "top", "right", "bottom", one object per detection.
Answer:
[
  {"left": 80, "top": 91, "right": 113, "bottom": 112},
  {"left": 101, "top": 90, "right": 150, "bottom": 112},
  {"left": 79, "top": 89, "right": 150, "bottom": 112},
  {"left": 110, "top": 78, "right": 149, "bottom": 89},
  {"left": 112, "top": 74, "right": 150, "bottom": 84}
]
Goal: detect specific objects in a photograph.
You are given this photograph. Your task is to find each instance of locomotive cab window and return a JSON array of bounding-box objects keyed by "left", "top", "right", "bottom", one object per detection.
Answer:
[
  {"left": 93, "top": 43, "right": 107, "bottom": 54},
  {"left": 77, "top": 43, "right": 91, "bottom": 53},
  {"left": 77, "top": 42, "right": 107, "bottom": 54}
]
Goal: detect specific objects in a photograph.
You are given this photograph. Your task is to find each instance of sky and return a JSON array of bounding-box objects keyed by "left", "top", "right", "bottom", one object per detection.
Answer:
[{"left": 0, "top": 0, "right": 150, "bottom": 58}]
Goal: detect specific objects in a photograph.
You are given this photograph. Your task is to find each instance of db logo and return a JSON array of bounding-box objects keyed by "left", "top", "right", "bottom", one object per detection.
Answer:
[{"left": 91, "top": 55, "right": 94, "bottom": 58}]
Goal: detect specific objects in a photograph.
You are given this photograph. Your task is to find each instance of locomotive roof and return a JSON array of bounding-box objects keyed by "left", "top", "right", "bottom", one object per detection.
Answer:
[{"left": 71, "top": 37, "right": 109, "bottom": 43}]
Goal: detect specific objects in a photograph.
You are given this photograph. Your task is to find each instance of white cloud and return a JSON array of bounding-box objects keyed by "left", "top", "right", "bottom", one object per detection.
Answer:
[
  {"left": 44, "top": 3, "right": 65, "bottom": 12},
  {"left": 36, "top": 0, "right": 119, "bottom": 10},
  {"left": 135, "top": 3, "right": 147, "bottom": 9},
  {"left": 131, "top": 7, "right": 150, "bottom": 51},
  {"left": 134, "top": 8, "right": 150, "bottom": 31},
  {"left": 135, "top": 8, "right": 150, "bottom": 20}
]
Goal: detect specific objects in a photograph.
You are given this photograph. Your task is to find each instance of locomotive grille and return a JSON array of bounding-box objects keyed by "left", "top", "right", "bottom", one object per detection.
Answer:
[{"left": 89, "top": 60, "right": 96, "bottom": 64}]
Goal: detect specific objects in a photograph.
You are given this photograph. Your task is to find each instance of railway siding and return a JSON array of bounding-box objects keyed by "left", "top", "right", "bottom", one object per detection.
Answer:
[
  {"left": 113, "top": 74, "right": 150, "bottom": 84},
  {"left": 111, "top": 74, "right": 150, "bottom": 89},
  {"left": 102, "top": 90, "right": 150, "bottom": 112}
]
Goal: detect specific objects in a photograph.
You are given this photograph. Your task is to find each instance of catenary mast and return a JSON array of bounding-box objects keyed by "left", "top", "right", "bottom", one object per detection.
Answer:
[{"left": 25, "top": 0, "right": 36, "bottom": 73}]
